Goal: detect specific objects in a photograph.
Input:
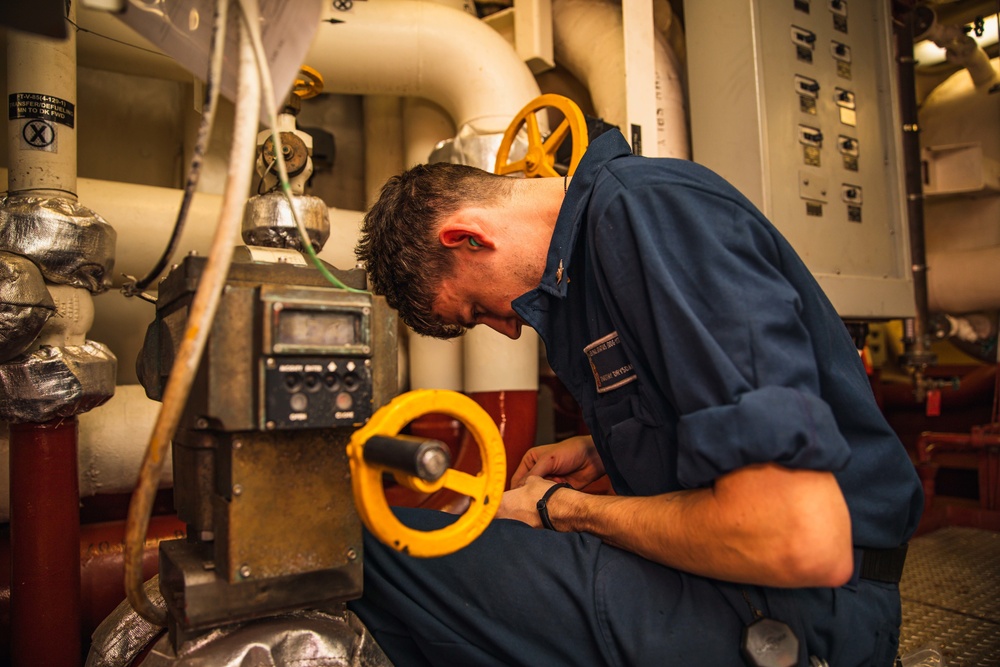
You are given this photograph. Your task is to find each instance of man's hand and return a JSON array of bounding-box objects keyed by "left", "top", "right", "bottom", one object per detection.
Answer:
[
  {"left": 510, "top": 435, "right": 606, "bottom": 489},
  {"left": 496, "top": 475, "right": 561, "bottom": 526}
]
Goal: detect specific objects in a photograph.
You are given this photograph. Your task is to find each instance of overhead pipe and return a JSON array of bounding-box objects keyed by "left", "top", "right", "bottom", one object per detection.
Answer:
[
  {"left": 552, "top": 0, "right": 689, "bottom": 158},
  {"left": 307, "top": 0, "right": 541, "bottom": 136},
  {"left": 915, "top": 5, "right": 998, "bottom": 90}
]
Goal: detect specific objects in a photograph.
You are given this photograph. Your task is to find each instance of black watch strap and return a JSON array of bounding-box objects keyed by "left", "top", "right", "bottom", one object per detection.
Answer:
[{"left": 536, "top": 483, "right": 573, "bottom": 531}]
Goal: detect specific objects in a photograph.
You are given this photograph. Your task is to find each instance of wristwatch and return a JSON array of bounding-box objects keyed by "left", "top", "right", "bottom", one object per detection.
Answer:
[{"left": 536, "top": 483, "right": 572, "bottom": 531}]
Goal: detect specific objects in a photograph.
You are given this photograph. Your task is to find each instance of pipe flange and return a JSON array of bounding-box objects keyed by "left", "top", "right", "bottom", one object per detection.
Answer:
[
  {"left": 0, "top": 195, "right": 117, "bottom": 294},
  {"left": 0, "top": 340, "right": 117, "bottom": 423},
  {"left": 241, "top": 192, "right": 330, "bottom": 252},
  {"left": 0, "top": 252, "right": 56, "bottom": 362}
]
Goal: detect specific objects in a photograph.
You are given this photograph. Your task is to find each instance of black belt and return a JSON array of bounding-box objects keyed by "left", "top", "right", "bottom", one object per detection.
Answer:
[{"left": 858, "top": 544, "right": 909, "bottom": 584}]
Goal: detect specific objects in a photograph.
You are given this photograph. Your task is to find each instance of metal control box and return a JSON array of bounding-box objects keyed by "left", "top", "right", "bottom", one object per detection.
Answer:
[
  {"left": 684, "top": 0, "right": 914, "bottom": 318},
  {"left": 137, "top": 252, "right": 399, "bottom": 636},
  {"left": 260, "top": 286, "right": 375, "bottom": 430}
]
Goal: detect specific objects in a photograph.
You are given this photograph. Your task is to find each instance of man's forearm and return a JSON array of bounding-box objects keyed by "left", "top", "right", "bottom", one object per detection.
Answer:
[{"left": 547, "top": 463, "right": 854, "bottom": 588}]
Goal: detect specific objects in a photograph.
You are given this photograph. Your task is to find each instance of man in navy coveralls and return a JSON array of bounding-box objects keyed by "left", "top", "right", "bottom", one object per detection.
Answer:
[{"left": 349, "top": 128, "right": 923, "bottom": 667}]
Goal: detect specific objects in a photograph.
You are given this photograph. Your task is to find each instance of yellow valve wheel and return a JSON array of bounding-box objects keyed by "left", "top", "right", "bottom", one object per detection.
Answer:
[
  {"left": 347, "top": 390, "right": 506, "bottom": 558},
  {"left": 494, "top": 93, "right": 589, "bottom": 178},
  {"left": 292, "top": 65, "right": 324, "bottom": 100}
]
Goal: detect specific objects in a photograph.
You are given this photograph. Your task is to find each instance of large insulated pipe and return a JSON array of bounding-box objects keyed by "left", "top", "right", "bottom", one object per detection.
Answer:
[{"left": 9, "top": 419, "right": 82, "bottom": 667}]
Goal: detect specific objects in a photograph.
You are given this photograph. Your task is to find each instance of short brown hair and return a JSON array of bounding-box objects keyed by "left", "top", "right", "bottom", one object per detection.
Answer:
[{"left": 356, "top": 162, "right": 514, "bottom": 338}]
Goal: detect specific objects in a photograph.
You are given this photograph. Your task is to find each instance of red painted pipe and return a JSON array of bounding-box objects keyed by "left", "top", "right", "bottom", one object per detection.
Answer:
[{"left": 9, "top": 418, "right": 82, "bottom": 667}]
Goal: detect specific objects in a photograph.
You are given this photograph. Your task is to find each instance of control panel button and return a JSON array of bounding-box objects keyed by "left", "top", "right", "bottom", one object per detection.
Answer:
[
  {"left": 336, "top": 392, "right": 354, "bottom": 411},
  {"left": 290, "top": 392, "right": 308, "bottom": 412}
]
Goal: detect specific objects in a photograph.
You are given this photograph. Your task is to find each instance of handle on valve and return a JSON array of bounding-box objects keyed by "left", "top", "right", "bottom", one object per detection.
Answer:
[
  {"left": 363, "top": 435, "right": 451, "bottom": 483},
  {"left": 347, "top": 390, "right": 506, "bottom": 557}
]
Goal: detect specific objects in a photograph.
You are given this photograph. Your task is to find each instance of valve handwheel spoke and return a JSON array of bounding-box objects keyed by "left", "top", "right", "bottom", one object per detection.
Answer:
[
  {"left": 439, "top": 468, "right": 487, "bottom": 499},
  {"left": 494, "top": 93, "right": 589, "bottom": 179}
]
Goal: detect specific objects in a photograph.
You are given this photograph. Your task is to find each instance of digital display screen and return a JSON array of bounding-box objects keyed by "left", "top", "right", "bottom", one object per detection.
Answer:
[{"left": 275, "top": 309, "right": 360, "bottom": 349}]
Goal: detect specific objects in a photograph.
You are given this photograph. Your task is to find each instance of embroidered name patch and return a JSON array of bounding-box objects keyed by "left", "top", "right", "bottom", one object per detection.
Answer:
[{"left": 584, "top": 331, "right": 636, "bottom": 393}]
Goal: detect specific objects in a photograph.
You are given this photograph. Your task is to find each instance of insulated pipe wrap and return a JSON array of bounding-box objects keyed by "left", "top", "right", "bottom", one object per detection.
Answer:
[
  {"left": 0, "top": 340, "right": 116, "bottom": 423},
  {"left": 241, "top": 192, "right": 331, "bottom": 251},
  {"left": 0, "top": 251, "right": 55, "bottom": 361},
  {"left": 0, "top": 195, "right": 116, "bottom": 293}
]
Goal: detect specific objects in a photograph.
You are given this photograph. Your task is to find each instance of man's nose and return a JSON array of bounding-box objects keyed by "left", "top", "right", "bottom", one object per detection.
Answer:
[{"left": 482, "top": 315, "right": 521, "bottom": 340}]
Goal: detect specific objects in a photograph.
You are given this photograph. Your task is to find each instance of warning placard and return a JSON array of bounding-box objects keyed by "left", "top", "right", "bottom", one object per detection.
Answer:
[{"left": 8, "top": 93, "right": 75, "bottom": 129}]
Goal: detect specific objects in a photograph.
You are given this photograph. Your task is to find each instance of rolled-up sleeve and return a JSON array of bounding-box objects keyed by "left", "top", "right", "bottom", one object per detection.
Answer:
[{"left": 677, "top": 385, "right": 850, "bottom": 488}]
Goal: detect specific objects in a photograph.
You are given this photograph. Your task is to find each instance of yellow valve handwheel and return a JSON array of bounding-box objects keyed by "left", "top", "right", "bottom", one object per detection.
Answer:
[
  {"left": 292, "top": 65, "right": 324, "bottom": 100},
  {"left": 347, "top": 390, "right": 507, "bottom": 558},
  {"left": 494, "top": 93, "right": 589, "bottom": 178}
]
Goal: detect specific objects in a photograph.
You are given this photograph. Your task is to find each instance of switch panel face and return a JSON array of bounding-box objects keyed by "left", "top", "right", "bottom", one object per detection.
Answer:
[{"left": 685, "top": 0, "right": 913, "bottom": 318}]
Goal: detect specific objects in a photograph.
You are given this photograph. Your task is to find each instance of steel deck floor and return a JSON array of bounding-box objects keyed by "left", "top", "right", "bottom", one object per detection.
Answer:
[{"left": 898, "top": 527, "right": 1000, "bottom": 666}]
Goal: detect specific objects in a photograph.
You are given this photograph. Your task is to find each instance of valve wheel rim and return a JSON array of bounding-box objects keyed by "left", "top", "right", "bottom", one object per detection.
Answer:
[
  {"left": 348, "top": 390, "right": 507, "bottom": 558},
  {"left": 494, "top": 93, "right": 589, "bottom": 178}
]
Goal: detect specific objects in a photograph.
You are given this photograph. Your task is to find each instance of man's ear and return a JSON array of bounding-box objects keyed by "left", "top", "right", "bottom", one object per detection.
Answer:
[{"left": 439, "top": 216, "right": 494, "bottom": 249}]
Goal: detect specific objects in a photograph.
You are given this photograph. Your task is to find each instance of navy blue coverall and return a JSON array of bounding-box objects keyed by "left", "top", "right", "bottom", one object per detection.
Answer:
[{"left": 349, "top": 130, "right": 924, "bottom": 667}]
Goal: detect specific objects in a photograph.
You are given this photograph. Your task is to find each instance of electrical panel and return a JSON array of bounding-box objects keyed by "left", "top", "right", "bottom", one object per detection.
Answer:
[{"left": 684, "top": 0, "right": 914, "bottom": 318}]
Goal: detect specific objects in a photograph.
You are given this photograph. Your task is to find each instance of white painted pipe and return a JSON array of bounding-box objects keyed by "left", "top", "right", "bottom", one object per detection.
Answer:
[
  {"left": 7, "top": 3, "right": 78, "bottom": 196},
  {"left": 403, "top": 97, "right": 456, "bottom": 167},
  {"left": 927, "top": 247, "right": 1000, "bottom": 314},
  {"left": 363, "top": 95, "right": 406, "bottom": 208},
  {"left": 402, "top": 97, "right": 465, "bottom": 392},
  {"left": 552, "top": 0, "right": 688, "bottom": 158},
  {"left": 309, "top": 0, "right": 541, "bottom": 132},
  {"left": 464, "top": 328, "right": 538, "bottom": 392}
]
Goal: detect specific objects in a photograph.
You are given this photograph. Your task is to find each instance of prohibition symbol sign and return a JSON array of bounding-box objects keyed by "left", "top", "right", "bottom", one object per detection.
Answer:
[
  {"left": 21, "top": 120, "right": 56, "bottom": 148},
  {"left": 23, "top": 120, "right": 55, "bottom": 148}
]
